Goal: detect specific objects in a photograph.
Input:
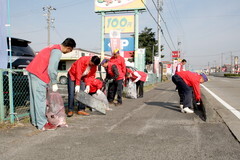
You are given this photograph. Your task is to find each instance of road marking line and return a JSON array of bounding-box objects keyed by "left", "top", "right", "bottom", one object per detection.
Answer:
[{"left": 201, "top": 84, "right": 240, "bottom": 120}]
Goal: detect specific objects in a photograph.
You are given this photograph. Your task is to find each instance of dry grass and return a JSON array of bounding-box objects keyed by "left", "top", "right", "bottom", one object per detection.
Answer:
[{"left": 0, "top": 117, "right": 30, "bottom": 130}]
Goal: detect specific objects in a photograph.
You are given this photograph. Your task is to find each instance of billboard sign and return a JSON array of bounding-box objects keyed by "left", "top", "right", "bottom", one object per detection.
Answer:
[
  {"left": 104, "top": 37, "right": 134, "bottom": 52},
  {"left": 95, "top": 0, "right": 146, "bottom": 12},
  {"left": 105, "top": 15, "right": 134, "bottom": 33},
  {"left": 172, "top": 51, "right": 180, "bottom": 58}
]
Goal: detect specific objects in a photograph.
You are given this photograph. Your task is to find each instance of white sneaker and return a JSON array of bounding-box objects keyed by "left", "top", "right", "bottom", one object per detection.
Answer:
[
  {"left": 180, "top": 105, "right": 184, "bottom": 113},
  {"left": 183, "top": 107, "right": 194, "bottom": 114}
]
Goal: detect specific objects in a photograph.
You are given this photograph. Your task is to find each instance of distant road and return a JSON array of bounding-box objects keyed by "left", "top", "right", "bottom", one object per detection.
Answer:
[{"left": 202, "top": 76, "right": 240, "bottom": 117}]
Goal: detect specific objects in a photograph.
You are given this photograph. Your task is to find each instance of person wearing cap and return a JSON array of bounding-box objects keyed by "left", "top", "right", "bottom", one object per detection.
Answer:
[
  {"left": 172, "top": 71, "right": 208, "bottom": 113},
  {"left": 110, "top": 49, "right": 126, "bottom": 81},
  {"left": 67, "top": 56, "right": 100, "bottom": 117},
  {"left": 126, "top": 68, "right": 148, "bottom": 98},
  {"left": 101, "top": 59, "right": 124, "bottom": 106},
  {"left": 27, "top": 38, "right": 76, "bottom": 131}
]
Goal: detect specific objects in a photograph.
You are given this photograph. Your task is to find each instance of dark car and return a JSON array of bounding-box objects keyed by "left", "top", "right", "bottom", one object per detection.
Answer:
[
  {"left": 3, "top": 37, "right": 34, "bottom": 117},
  {"left": 7, "top": 37, "right": 35, "bottom": 69}
]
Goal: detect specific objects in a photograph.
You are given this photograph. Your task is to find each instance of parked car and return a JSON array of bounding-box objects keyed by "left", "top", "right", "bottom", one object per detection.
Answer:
[
  {"left": 7, "top": 37, "right": 35, "bottom": 69},
  {"left": 57, "top": 71, "right": 106, "bottom": 85},
  {"left": 3, "top": 37, "right": 34, "bottom": 116}
]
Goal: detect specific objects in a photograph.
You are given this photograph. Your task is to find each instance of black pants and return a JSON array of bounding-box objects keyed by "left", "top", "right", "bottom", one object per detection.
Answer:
[
  {"left": 136, "top": 80, "right": 144, "bottom": 97},
  {"left": 107, "top": 79, "right": 123, "bottom": 104},
  {"left": 172, "top": 75, "right": 192, "bottom": 108},
  {"left": 67, "top": 73, "right": 86, "bottom": 111}
]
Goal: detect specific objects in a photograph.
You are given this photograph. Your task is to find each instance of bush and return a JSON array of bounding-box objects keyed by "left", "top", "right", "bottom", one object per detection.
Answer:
[{"left": 224, "top": 73, "right": 240, "bottom": 77}]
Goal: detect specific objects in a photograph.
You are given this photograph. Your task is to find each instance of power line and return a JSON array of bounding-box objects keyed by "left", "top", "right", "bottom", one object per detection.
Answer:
[
  {"left": 151, "top": 0, "right": 177, "bottom": 50},
  {"left": 152, "top": 0, "right": 177, "bottom": 50},
  {"left": 166, "top": 0, "right": 185, "bottom": 35},
  {"left": 141, "top": 0, "right": 174, "bottom": 51}
]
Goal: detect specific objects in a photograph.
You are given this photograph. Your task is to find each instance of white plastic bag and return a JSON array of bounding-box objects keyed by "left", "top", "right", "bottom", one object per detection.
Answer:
[
  {"left": 92, "top": 90, "right": 110, "bottom": 110},
  {"left": 126, "top": 79, "right": 137, "bottom": 99}
]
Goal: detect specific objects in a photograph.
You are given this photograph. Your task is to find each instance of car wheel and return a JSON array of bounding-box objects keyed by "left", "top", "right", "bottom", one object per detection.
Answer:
[{"left": 59, "top": 76, "right": 67, "bottom": 85}]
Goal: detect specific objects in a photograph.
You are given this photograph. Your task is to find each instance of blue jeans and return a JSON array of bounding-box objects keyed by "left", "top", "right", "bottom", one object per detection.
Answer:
[
  {"left": 172, "top": 75, "right": 193, "bottom": 108},
  {"left": 67, "top": 73, "right": 86, "bottom": 111}
]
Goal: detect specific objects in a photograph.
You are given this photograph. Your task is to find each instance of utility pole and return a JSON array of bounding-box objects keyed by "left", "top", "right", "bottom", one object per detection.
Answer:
[
  {"left": 43, "top": 6, "right": 56, "bottom": 46},
  {"left": 157, "top": 0, "right": 163, "bottom": 80},
  {"left": 157, "top": 0, "right": 163, "bottom": 60},
  {"left": 220, "top": 53, "right": 223, "bottom": 72},
  {"left": 230, "top": 52, "right": 233, "bottom": 73}
]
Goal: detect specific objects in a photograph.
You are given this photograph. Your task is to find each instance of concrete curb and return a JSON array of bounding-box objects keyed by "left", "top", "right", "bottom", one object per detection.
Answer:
[{"left": 201, "top": 88, "right": 240, "bottom": 142}]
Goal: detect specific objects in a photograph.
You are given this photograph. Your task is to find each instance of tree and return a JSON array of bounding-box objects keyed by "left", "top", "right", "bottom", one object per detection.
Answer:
[{"left": 138, "top": 27, "right": 158, "bottom": 64}]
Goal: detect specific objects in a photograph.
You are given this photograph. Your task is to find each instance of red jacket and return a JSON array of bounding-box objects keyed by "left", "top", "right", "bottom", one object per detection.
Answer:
[
  {"left": 107, "top": 62, "right": 124, "bottom": 80},
  {"left": 127, "top": 68, "right": 147, "bottom": 82},
  {"left": 176, "top": 71, "right": 202, "bottom": 101},
  {"left": 26, "top": 44, "right": 61, "bottom": 83},
  {"left": 68, "top": 56, "right": 97, "bottom": 85},
  {"left": 132, "top": 71, "right": 147, "bottom": 82},
  {"left": 84, "top": 77, "right": 103, "bottom": 93},
  {"left": 110, "top": 55, "right": 126, "bottom": 79}
]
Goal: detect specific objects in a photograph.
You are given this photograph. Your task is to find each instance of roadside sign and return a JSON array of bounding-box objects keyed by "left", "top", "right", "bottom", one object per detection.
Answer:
[
  {"left": 104, "top": 37, "right": 134, "bottom": 51},
  {"left": 105, "top": 15, "right": 134, "bottom": 33}
]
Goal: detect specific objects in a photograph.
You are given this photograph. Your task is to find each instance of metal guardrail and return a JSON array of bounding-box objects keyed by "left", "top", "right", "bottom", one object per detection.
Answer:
[{"left": 0, "top": 69, "right": 161, "bottom": 123}]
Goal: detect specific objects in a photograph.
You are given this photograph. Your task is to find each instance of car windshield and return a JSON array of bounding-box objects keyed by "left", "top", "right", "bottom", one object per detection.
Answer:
[
  {"left": 10, "top": 45, "right": 35, "bottom": 57},
  {"left": 7, "top": 38, "right": 35, "bottom": 57}
]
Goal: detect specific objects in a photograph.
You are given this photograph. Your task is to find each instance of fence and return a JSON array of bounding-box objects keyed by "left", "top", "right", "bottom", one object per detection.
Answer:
[
  {"left": 0, "top": 69, "right": 30, "bottom": 123},
  {"left": 0, "top": 69, "right": 161, "bottom": 123}
]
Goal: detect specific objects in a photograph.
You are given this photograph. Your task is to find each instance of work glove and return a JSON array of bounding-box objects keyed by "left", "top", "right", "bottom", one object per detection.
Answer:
[
  {"left": 96, "top": 89, "right": 101, "bottom": 95},
  {"left": 75, "top": 85, "right": 80, "bottom": 93},
  {"left": 52, "top": 84, "right": 58, "bottom": 92},
  {"left": 196, "top": 101, "right": 201, "bottom": 105},
  {"left": 84, "top": 85, "right": 90, "bottom": 93},
  {"left": 108, "top": 79, "right": 114, "bottom": 83},
  {"left": 133, "top": 80, "right": 138, "bottom": 83}
]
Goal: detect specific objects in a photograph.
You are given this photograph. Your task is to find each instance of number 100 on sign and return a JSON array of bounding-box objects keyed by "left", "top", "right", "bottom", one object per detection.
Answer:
[{"left": 105, "top": 15, "right": 134, "bottom": 33}]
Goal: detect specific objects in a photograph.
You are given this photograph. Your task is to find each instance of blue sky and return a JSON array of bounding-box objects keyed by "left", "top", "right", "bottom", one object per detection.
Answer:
[{"left": 10, "top": 0, "right": 240, "bottom": 70}]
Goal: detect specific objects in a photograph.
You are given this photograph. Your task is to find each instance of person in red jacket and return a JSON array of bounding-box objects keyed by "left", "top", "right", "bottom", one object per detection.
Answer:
[
  {"left": 110, "top": 49, "right": 126, "bottom": 80},
  {"left": 84, "top": 77, "right": 103, "bottom": 95},
  {"left": 172, "top": 71, "right": 208, "bottom": 113},
  {"left": 67, "top": 56, "right": 100, "bottom": 117},
  {"left": 26, "top": 38, "right": 76, "bottom": 131},
  {"left": 126, "top": 68, "right": 148, "bottom": 98},
  {"left": 101, "top": 58, "right": 124, "bottom": 106}
]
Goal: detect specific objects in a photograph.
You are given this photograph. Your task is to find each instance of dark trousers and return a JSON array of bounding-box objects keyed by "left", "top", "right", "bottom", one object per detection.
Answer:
[
  {"left": 136, "top": 80, "right": 144, "bottom": 97},
  {"left": 107, "top": 79, "right": 123, "bottom": 104},
  {"left": 67, "top": 73, "right": 86, "bottom": 111},
  {"left": 172, "top": 75, "right": 192, "bottom": 108}
]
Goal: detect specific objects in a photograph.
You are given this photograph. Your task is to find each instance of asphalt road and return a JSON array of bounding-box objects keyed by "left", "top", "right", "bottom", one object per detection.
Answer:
[{"left": 0, "top": 81, "right": 240, "bottom": 160}]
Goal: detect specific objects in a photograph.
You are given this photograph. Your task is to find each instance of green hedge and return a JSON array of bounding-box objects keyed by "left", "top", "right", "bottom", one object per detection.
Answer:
[{"left": 224, "top": 73, "right": 240, "bottom": 77}]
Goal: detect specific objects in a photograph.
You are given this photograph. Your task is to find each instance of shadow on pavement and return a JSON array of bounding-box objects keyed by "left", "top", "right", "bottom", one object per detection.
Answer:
[
  {"left": 145, "top": 101, "right": 180, "bottom": 112},
  {"left": 154, "top": 88, "right": 176, "bottom": 92}
]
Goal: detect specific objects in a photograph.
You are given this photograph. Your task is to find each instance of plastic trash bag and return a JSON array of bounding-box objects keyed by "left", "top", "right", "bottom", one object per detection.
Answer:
[
  {"left": 126, "top": 79, "right": 137, "bottom": 99},
  {"left": 46, "top": 91, "right": 68, "bottom": 127},
  {"left": 92, "top": 90, "right": 111, "bottom": 111}
]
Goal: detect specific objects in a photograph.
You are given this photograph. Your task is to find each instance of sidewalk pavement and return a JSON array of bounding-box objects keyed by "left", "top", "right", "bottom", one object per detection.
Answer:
[{"left": 0, "top": 81, "right": 239, "bottom": 160}]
